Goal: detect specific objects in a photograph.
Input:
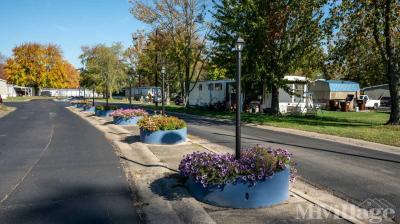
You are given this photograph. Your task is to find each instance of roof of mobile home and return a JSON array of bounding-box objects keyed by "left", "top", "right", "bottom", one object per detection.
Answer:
[{"left": 316, "top": 80, "right": 360, "bottom": 92}]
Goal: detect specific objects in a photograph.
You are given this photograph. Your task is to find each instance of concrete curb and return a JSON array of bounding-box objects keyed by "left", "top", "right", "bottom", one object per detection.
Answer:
[
  {"left": 0, "top": 106, "right": 16, "bottom": 119},
  {"left": 67, "top": 107, "right": 216, "bottom": 224}
]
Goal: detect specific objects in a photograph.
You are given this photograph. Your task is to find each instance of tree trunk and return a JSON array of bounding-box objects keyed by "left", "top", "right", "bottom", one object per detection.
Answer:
[
  {"left": 386, "top": 70, "right": 399, "bottom": 124},
  {"left": 184, "top": 63, "right": 190, "bottom": 107},
  {"left": 270, "top": 83, "right": 280, "bottom": 115}
]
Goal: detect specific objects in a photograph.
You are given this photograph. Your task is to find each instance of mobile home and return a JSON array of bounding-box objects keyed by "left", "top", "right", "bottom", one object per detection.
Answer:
[
  {"left": 126, "top": 86, "right": 161, "bottom": 101},
  {"left": 188, "top": 80, "right": 235, "bottom": 108},
  {"left": 261, "top": 76, "right": 311, "bottom": 114}
]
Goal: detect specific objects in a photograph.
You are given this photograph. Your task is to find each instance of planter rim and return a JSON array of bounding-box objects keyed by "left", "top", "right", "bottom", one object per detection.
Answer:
[
  {"left": 186, "top": 166, "right": 290, "bottom": 208},
  {"left": 140, "top": 126, "right": 187, "bottom": 132}
]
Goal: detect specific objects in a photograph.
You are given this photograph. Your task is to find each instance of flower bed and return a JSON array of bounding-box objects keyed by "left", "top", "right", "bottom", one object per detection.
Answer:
[
  {"left": 95, "top": 105, "right": 119, "bottom": 117},
  {"left": 179, "top": 146, "right": 295, "bottom": 208},
  {"left": 110, "top": 108, "right": 148, "bottom": 125},
  {"left": 138, "top": 116, "right": 187, "bottom": 144}
]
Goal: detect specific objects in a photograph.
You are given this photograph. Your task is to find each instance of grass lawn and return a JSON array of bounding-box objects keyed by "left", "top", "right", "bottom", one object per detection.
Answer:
[{"left": 94, "top": 99, "right": 400, "bottom": 147}]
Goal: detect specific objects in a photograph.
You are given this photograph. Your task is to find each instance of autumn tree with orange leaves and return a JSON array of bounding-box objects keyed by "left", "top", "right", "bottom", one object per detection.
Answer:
[{"left": 5, "top": 43, "right": 79, "bottom": 94}]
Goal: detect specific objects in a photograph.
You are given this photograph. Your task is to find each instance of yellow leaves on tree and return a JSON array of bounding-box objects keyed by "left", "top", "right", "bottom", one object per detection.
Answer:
[{"left": 5, "top": 43, "right": 79, "bottom": 89}]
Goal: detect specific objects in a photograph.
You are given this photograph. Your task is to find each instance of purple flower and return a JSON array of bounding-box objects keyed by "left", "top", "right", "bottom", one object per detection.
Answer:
[{"left": 178, "top": 146, "right": 295, "bottom": 187}]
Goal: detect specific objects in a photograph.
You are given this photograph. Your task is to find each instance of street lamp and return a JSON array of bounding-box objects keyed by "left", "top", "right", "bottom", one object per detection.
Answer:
[
  {"left": 235, "top": 37, "right": 245, "bottom": 160},
  {"left": 128, "top": 72, "right": 133, "bottom": 108},
  {"left": 161, "top": 65, "right": 166, "bottom": 116}
]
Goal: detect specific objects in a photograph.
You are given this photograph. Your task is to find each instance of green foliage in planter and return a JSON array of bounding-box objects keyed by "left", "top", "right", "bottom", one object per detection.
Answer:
[
  {"left": 138, "top": 116, "right": 187, "bottom": 131},
  {"left": 95, "top": 105, "right": 119, "bottom": 111}
]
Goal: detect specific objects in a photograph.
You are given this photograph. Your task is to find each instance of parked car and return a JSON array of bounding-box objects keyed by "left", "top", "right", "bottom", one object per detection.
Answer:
[
  {"left": 359, "top": 95, "right": 380, "bottom": 109},
  {"left": 380, "top": 97, "right": 392, "bottom": 107},
  {"left": 174, "top": 96, "right": 184, "bottom": 105}
]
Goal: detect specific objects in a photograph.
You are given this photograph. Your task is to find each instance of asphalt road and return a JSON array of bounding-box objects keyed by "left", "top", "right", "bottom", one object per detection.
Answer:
[
  {"left": 0, "top": 100, "right": 141, "bottom": 224},
  {"left": 174, "top": 113, "right": 400, "bottom": 221}
]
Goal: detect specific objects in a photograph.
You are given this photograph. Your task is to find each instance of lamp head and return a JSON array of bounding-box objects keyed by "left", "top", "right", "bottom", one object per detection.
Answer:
[{"left": 235, "top": 37, "right": 245, "bottom": 51}]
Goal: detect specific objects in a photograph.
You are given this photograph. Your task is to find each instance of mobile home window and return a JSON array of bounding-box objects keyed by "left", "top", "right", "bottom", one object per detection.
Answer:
[
  {"left": 199, "top": 84, "right": 203, "bottom": 91},
  {"left": 208, "top": 83, "right": 214, "bottom": 91},
  {"left": 294, "top": 84, "right": 305, "bottom": 96},
  {"left": 215, "top": 83, "right": 222, "bottom": 91}
]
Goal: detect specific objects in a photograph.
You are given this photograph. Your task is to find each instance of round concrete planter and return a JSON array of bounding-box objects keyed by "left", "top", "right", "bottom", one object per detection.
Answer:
[
  {"left": 113, "top": 116, "right": 143, "bottom": 125},
  {"left": 186, "top": 167, "right": 290, "bottom": 208},
  {"left": 74, "top": 103, "right": 86, "bottom": 108},
  {"left": 140, "top": 127, "right": 187, "bottom": 144},
  {"left": 95, "top": 109, "right": 113, "bottom": 117},
  {"left": 83, "top": 106, "right": 95, "bottom": 113}
]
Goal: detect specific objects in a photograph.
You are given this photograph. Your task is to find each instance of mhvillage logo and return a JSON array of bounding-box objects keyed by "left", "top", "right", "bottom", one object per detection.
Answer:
[{"left": 296, "top": 198, "right": 396, "bottom": 223}]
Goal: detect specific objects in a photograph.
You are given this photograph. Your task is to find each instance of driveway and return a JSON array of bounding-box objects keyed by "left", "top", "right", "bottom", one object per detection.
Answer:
[{"left": 0, "top": 100, "right": 141, "bottom": 224}]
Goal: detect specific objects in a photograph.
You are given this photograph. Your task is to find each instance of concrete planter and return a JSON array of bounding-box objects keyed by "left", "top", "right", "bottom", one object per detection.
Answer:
[
  {"left": 140, "top": 127, "right": 187, "bottom": 145},
  {"left": 95, "top": 109, "right": 113, "bottom": 117},
  {"left": 186, "top": 167, "right": 290, "bottom": 208},
  {"left": 113, "top": 116, "right": 143, "bottom": 125},
  {"left": 83, "top": 106, "right": 95, "bottom": 113},
  {"left": 74, "top": 103, "right": 86, "bottom": 108}
]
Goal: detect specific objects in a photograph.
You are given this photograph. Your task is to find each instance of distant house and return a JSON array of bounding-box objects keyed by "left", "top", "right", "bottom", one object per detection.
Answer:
[
  {"left": 0, "top": 79, "right": 7, "bottom": 99},
  {"left": 309, "top": 80, "right": 360, "bottom": 105},
  {"left": 362, "top": 84, "right": 399, "bottom": 100},
  {"left": 125, "top": 86, "right": 161, "bottom": 101},
  {"left": 261, "top": 76, "right": 311, "bottom": 114},
  {"left": 362, "top": 84, "right": 400, "bottom": 107},
  {"left": 188, "top": 80, "right": 235, "bottom": 108},
  {"left": 40, "top": 88, "right": 99, "bottom": 98}
]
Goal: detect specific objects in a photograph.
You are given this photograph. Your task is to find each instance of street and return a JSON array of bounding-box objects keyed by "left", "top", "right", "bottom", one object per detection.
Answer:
[
  {"left": 176, "top": 113, "right": 400, "bottom": 218},
  {"left": 0, "top": 100, "right": 141, "bottom": 224}
]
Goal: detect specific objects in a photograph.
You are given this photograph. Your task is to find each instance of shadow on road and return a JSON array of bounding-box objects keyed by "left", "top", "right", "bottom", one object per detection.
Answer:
[{"left": 0, "top": 184, "right": 140, "bottom": 224}]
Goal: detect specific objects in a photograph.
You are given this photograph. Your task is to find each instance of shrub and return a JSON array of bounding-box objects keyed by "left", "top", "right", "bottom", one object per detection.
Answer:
[
  {"left": 95, "top": 105, "right": 119, "bottom": 111},
  {"left": 138, "top": 116, "right": 186, "bottom": 131},
  {"left": 179, "top": 146, "right": 295, "bottom": 188},
  {"left": 110, "top": 108, "right": 148, "bottom": 118}
]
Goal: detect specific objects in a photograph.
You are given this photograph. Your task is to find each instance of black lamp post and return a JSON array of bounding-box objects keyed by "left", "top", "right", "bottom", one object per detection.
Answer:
[
  {"left": 235, "top": 37, "right": 245, "bottom": 160},
  {"left": 161, "top": 65, "right": 166, "bottom": 116},
  {"left": 128, "top": 74, "right": 133, "bottom": 108}
]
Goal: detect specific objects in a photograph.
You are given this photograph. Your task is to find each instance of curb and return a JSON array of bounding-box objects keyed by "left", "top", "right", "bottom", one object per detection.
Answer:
[{"left": 67, "top": 107, "right": 216, "bottom": 224}]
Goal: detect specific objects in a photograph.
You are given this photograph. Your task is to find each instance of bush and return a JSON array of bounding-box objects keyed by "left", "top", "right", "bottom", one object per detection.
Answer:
[
  {"left": 179, "top": 146, "right": 295, "bottom": 187},
  {"left": 110, "top": 108, "right": 148, "bottom": 118},
  {"left": 138, "top": 116, "right": 187, "bottom": 131},
  {"left": 95, "top": 105, "right": 119, "bottom": 111}
]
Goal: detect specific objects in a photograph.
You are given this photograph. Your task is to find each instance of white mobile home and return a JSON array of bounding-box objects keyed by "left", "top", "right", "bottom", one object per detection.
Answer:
[
  {"left": 126, "top": 86, "right": 161, "bottom": 101},
  {"left": 261, "top": 76, "right": 311, "bottom": 114},
  {"left": 188, "top": 80, "right": 235, "bottom": 108},
  {"left": 40, "top": 88, "right": 99, "bottom": 98},
  {"left": 0, "top": 79, "right": 7, "bottom": 99}
]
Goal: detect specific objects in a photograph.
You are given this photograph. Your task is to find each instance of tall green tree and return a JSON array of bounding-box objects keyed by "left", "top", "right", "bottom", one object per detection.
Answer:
[
  {"left": 211, "top": 0, "right": 326, "bottom": 114},
  {"left": 130, "top": 0, "right": 209, "bottom": 104},
  {"left": 325, "top": 0, "right": 399, "bottom": 124},
  {"left": 79, "top": 43, "right": 127, "bottom": 105}
]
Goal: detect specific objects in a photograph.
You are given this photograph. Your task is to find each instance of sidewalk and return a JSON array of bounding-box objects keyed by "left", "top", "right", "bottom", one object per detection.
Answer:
[{"left": 69, "top": 107, "right": 396, "bottom": 224}]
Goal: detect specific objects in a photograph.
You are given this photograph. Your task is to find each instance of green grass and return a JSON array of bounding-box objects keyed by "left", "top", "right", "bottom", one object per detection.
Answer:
[{"left": 94, "top": 99, "right": 400, "bottom": 147}]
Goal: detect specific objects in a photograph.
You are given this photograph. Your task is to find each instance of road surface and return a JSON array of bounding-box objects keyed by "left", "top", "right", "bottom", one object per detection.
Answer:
[{"left": 0, "top": 100, "right": 141, "bottom": 224}]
